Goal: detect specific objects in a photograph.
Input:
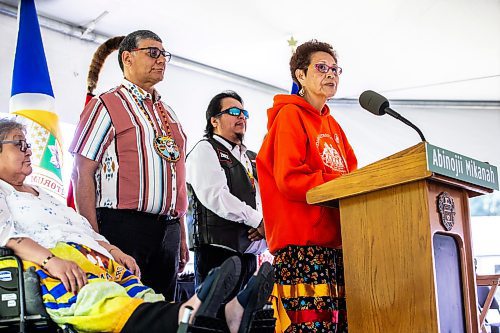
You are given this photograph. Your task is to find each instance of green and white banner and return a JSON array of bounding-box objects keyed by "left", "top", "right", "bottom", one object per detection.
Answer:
[{"left": 426, "top": 143, "right": 499, "bottom": 191}]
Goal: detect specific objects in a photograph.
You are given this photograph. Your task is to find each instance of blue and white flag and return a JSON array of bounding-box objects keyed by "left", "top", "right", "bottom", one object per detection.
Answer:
[{"left": 10, "top": 0, "right": 64, "bottom": 200}]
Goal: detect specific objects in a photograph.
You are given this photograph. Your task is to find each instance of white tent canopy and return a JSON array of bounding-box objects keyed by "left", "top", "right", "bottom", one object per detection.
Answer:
[{"left": 0, "top": 0, "right": 499, "bottom": 171}]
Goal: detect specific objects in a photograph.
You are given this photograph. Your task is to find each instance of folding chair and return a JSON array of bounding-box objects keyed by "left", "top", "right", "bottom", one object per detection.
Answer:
[{"left": 477, "top": 275, "right": 500, "bottom": 333}]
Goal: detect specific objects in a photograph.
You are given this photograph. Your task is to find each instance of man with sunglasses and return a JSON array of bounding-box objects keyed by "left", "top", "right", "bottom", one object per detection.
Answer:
[
  {"left": 186, "top": 91, "right": 267, "bottom": 295},
  {"left": 69, "top": 30, "right": 189, "bottom": 301}
]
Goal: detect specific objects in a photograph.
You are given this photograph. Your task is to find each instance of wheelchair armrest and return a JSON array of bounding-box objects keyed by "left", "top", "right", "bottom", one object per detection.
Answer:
[
  {"left": 0, "top": 246, "right": 50, "bottom": 318},
  {"left": 0, "top": 246, "right": 14, "bottom": 256}
]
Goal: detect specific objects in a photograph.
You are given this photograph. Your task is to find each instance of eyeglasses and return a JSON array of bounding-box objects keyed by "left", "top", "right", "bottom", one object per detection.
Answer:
[
  {"left": 131, "top": 47, "right": 172, "bottom": 62},
  {"left": 0, "top": 140, "right": 31, "bottom": 152},
  {"left": 314, "top": 63, "right": 343, "bottom": 76},
  {"left": 217, "top": 107, "right": 249, "bottom": 119}
]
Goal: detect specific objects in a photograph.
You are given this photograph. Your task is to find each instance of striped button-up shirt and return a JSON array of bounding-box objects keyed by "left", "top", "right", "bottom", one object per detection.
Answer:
[{"left": 70, "top": 79, "right": 187, "bottom": 217}]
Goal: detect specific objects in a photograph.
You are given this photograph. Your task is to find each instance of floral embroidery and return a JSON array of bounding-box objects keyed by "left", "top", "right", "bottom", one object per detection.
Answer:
[{"left": 274, "top": 245, "right": 347, "bottom": 333}]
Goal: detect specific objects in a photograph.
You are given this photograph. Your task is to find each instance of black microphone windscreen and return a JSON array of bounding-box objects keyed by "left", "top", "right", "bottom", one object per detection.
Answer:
[{"left": 359, "top": 90, "right": 390, "bottom": 116}]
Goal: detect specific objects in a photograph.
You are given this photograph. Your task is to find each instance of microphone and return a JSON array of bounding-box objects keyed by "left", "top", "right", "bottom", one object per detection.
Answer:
[{"left": 359, "top": 90, "right": 426, "bottom": 142}]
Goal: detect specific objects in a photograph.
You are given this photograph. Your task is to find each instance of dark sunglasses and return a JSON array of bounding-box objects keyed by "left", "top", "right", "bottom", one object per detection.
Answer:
[
  {"left": 0, "top": 139, "right": 31, "bottom": 152},
  {"left": 314, "top": 63, "right": 343, "bottom": 76},
  {"left": 217, "top": 107, "right": 249, "bottom": 119},
  {"left": 131, "top": 47, "right": 172, "bottom": 62}
]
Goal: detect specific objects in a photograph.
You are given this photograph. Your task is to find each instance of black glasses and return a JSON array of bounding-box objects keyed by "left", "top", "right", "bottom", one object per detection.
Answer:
[
  {"left": 131, "top": 47, "right": 172, "bottom": 62},
  {"left": 0, "top": 140, "right": 31, "bottom": 152},
  {"left": 217, "top": 107, "right": 249, "bottom": 119},
  {"left": 314, "top": 63, "right": 343, "bottom": 76}
]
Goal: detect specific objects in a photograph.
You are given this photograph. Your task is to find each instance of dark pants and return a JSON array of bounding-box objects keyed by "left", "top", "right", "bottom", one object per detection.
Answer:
[
  {"left": 194, "top": 245, "right": 256, "bottom": 301},
  {"left": 121, "top": 301, "right": 182, "bottom": 333},
  {"left": 97, "top": 208, "right": 180, "bottom": 301}
]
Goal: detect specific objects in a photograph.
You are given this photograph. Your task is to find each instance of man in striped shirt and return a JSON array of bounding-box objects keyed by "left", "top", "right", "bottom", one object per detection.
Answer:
[{"left": 69, "top": 30, "right": 189, "bottom": 301}]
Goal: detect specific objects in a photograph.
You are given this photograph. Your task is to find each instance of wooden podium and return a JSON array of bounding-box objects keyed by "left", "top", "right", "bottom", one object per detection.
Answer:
[{"left": 307, "top": 142, "right": 498, "bottom": 333}]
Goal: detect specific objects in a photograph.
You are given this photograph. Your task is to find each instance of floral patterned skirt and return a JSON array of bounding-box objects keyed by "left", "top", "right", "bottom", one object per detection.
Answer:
[{"left": 272, "top": 245, "right": 347, "bottom": 333}]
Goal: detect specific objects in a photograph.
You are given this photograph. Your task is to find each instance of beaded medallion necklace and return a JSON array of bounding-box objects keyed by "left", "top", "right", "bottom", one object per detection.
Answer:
[{"left": 127, "top": 85, "right": 180, "bottom": 163}]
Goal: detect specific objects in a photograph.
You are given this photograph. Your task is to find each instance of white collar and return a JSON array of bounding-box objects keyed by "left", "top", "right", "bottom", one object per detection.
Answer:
[
  {"left": 213, "top": 135, "right": 247, "bottom": 154},
  {"left": 121, "top": 78, "right": 161, "bottom": 103}
]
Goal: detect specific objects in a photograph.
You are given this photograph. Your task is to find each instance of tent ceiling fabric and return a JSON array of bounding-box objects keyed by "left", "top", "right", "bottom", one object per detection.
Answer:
[{"left": 1, "top": 0, "right": 499, "bottom": 102}]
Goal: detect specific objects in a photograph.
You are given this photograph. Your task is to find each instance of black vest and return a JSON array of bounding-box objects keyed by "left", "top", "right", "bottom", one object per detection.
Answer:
[{"left": 187, "top": 138, "right": 258, "bottom": 253}]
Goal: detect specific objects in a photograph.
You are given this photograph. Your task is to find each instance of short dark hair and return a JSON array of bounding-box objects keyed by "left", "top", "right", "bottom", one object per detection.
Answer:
[
  {"left": 204, "top": 90, "right": 243, "bottom": 138},
  {"left": 0, "top": 118, "right": 25, "bottom": 152},
  {"left": 118, "top": 30, "right": 162, "bottom": 72},
  {"left": 289, "top": 39, "right": 338, "bottom": 91}
]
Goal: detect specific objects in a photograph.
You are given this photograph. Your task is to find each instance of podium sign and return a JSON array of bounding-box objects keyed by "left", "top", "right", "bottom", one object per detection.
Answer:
[{"left": 426, "top": 143, "right": 499, "bottom": 190}]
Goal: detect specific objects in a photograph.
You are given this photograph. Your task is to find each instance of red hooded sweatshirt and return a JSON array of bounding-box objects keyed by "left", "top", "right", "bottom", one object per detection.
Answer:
[{"left": 256, "top": 94, "right": 357, "bottom": 254}]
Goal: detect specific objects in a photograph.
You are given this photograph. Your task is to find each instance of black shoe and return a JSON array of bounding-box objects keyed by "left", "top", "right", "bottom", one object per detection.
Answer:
[
  {"left": 193, "top": 256, "right": 242, "bottom": 322},
  {"left": 237, "top": 262, "right": 275, "bottom": 333}
]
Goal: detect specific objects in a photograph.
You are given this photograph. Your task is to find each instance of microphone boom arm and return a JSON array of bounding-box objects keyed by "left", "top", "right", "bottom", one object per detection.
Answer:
[{"left": 385, "top": 107, "right": 426, "bottom": 142}]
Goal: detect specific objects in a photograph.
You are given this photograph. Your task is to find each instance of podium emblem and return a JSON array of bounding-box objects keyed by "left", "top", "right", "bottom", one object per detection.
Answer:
[{"left": 437, "top": 192, "right": 456, "bottom": 231}]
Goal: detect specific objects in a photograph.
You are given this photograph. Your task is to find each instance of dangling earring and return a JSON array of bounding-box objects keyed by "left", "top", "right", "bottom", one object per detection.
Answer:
[{"left": 298, "top": 87, "right": 305, "bottom": 97}]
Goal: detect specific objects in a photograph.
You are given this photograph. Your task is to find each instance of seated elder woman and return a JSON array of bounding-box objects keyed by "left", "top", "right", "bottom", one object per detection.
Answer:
[{"left": 0, "top": 118, "right": 274, "bottom": 333}]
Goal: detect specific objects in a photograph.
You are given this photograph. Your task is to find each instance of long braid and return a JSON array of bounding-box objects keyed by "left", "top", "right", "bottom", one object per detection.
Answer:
[{"left": 87, "top": 36, "right": 125, "bottom": 96}]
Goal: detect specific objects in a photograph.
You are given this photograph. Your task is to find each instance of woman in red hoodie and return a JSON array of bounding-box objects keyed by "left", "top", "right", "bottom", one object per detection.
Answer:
[{"left": 256, "top": 40, "right": 357, "bottom": 332}]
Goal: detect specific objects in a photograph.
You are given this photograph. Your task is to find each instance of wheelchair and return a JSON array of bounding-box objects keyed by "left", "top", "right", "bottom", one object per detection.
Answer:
[{"left": 0, "top": 247, "right": 275, "bottom": 333}]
